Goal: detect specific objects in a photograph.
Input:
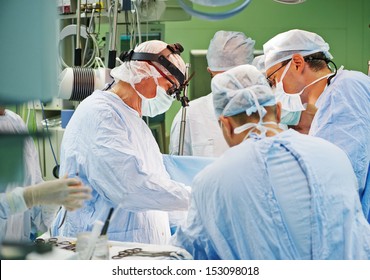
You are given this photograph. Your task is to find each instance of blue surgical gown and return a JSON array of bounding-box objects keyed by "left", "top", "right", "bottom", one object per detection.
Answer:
[
  {"left": 163, "top": 155, "right": 215, "bottom": 234},
  {"left": 171, "top": 129, "right": 370, "bottom": 259},
  {"left": 51, "top": 90, "right": 190, "bottom": 244},
  {"left": 310, "top": 69, "right": 370, "bottom": 221},
  {"left": 0, "top": 109, "right": 55, "bottom": 242}
]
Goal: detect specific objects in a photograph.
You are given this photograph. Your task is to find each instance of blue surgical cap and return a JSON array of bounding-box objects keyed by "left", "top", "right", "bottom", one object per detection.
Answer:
[
  {"left": 212, "top": 64, "right": 276, "bottom": 119},
  {"left": 263, "top": 29, "right": 333, "bottom": 70},
  {"left": 207, "top": 30, "right": 255, "bottom": 71}
]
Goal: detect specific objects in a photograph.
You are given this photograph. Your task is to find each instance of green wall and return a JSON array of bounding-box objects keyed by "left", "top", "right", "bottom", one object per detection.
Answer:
[
  {"left": 9, "top": 0, "right": 369, "bottom": 154},
  {"left": 163, "top": 0, "right": 370, "bottom": 141}
]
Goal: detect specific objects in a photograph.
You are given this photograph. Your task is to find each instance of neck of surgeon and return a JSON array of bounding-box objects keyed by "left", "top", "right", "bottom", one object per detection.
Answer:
[
  {"left": 109, "top": 81, "right": 143, "bottom": 114},
  {"left": 221, "top": 104, "right": 283, "bottom": 147}
]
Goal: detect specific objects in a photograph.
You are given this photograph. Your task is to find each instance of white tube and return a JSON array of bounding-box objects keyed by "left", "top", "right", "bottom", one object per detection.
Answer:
[{"left": 84, "top": 220, "right": 104, "bottom": 260}]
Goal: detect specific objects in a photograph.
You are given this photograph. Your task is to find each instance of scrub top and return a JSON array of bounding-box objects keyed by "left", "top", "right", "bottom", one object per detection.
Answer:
[
  {"left": 172, "top": 129, "right": 370, "bottom": 259},
  {"left": 310, "top": 69, "right": 370, "bottom": 221},
  {"left": 51, "top": 90, "right": 190, "bottom": 244}
]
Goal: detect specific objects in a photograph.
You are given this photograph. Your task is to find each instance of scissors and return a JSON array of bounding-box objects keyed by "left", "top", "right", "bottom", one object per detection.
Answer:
[
  {"left": 111, "top": 248, "right": 175, "bottom": 259},
  {"left": 34, "top": 237, "right": 76, "bottom": 251}
]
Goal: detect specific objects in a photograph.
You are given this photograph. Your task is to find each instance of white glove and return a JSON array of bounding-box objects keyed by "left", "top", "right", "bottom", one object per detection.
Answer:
[{"left": 23, "top": 177, "right": 91, "bottom": 211}]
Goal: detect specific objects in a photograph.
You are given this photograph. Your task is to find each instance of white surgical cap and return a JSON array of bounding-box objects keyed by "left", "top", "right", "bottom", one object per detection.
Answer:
[
  {"left": 207, "top": 30, "right": 255, "bottom": 71},
  {"left": 212, "top": 64, "right": 276, "bottom": 119},
  {"left": 110, "top": 40, "right": 186, "bottom": 87},
  {"left": 252, "top": 55, "right": 265, "bottom": 75},
  {"left": 263, "top": 29, "right": 333, "bottom": 70}
]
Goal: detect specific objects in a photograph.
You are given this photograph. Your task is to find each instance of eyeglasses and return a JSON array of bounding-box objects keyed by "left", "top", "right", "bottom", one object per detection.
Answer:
[
  {"left": 148, "top": 61, "right": 194, "bottom": 101},
  {"left": 266, "top": 63, "right": 286, "bottom": 87},
  {"left": 148, "top": 61, "right": 180, "bottom": 97}
]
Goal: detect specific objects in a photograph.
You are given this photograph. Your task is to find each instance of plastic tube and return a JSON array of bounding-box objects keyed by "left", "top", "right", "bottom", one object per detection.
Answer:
[{"left": 84, "top": 220, "right": 104, "bottom": 260}]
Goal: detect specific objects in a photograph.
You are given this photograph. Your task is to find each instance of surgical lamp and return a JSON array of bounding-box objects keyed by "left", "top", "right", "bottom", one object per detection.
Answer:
[
  {"left": 177, "top": 0, "right": 306, "bottom": 20},
  {"left": 273, "top": 0, "right": 306, "bottom": 4},
  {"left": 177, "top": 0, "right": 252, "bottom": 21}
]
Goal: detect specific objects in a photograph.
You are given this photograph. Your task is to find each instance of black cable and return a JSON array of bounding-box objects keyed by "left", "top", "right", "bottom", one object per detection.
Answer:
[{"left": 40, "top": 102, "right": 60, "bottom": 178}]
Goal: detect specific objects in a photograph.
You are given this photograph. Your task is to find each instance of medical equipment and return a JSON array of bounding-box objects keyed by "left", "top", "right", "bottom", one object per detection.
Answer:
[
  {"left": 76, "top": 230, "right": 109, "bottom": 260},
  {"left": 100, "top": 207, "right": 114, "bottom": 236},
  {"left": 177, "top": 0, "right": 252, "bottom": 21},
  {"left": 274, "top": 0, "right": 306, "bottom": 3},
  {"left": 178, "top": 64, "right": 190, "bottom": 155},
  {"left": 75, "top": 0, "right": 83, "bottom": 66},
  {"left": 108, "top": 0, "right": 120, "bottom": 68},
  {"left": 34, "top": 237, "right": 76, "bottom": 252},
  {"left": 58, "top": 62, "right": 113, "bottom": 101},
  {"left": 111, "top": 247, "right": 177, "bottom": 259},
  {"left": 83, "top": 220, "right": 104, "bottom": 260}
]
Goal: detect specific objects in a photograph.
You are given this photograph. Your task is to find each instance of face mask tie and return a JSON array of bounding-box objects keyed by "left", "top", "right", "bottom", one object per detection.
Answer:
[{"left": 233, "top": 90, "right": 279, "bottom": 140}]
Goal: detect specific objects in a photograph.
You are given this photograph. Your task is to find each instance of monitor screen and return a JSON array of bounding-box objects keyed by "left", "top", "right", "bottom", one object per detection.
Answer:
[
  {"left": 120, "top": 32, "right": 162, "bottom": 52},
  {"left": 118, "top": 23, "right": 164, "bottom": 53},
  {"left": 189, "top": 49, "right": 264, "bottom": 101}
]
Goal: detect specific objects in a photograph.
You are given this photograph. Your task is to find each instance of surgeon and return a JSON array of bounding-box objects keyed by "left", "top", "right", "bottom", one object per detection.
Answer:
[
  {"left": 171, "top": 64, "right": 370, "bottom": 260},
  {"left": 0, "top": 107, "right": 91, "bottom": 242},
  {"left": 51, "top": 40, "right": 191, "bottom": 244},
  {"left": 263, "top": 29, "right": 370, "bottom": 221},
  {"left": 169, "top": 30, "right": 255, "bottom": 157}
]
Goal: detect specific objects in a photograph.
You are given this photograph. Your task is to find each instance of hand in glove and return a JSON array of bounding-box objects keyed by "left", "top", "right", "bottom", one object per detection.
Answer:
[{"left": 23, "top": 177, "right": 91, "bottom": 211}]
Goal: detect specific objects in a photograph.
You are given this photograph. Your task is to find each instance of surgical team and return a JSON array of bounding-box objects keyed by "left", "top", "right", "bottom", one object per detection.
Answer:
[{"left": 1, "top": 28, "right": 370, "bottom": 260}]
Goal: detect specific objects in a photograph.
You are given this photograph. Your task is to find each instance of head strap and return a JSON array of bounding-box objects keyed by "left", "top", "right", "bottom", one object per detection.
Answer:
[{"left": 119, "top": 43, "right": 185, "bottom": 85}]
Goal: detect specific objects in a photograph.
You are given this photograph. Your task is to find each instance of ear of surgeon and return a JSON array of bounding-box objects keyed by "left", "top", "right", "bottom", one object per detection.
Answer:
[{"left": 267, "top": 54, "right": 332, "bottom": 103}]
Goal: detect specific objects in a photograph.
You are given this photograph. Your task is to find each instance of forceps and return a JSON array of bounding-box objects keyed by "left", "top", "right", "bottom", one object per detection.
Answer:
[
  {"left": 34, "top": 237, "right": 76, "bottom": 251},
  {"left": 111, "top": 248, "right": 175, "bottom": 259}
]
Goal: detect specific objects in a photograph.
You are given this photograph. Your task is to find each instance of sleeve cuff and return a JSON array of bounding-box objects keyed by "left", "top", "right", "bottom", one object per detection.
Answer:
[{"left": 6, "top": 187, "right": 28, "bottom": 214}]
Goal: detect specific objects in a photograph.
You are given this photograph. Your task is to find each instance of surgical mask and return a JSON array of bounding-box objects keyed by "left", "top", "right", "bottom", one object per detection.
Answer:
[
  {"left": 273, "top": 60, "right": 333, "bottom": 125},
  {"left": 280, "top": 110, "right": 302, "bottom": 126},
  {"left": 138, "top": 86, "right": 174, "bottom": 117}
]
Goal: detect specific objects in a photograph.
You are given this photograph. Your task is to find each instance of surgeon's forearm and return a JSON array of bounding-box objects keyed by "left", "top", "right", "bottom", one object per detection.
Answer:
[
  {"left": 5, "top": 187, "right": 29, "bottom": 214},
  {"left": 120, "top": 183, "right": 190, "bottom": 212}
]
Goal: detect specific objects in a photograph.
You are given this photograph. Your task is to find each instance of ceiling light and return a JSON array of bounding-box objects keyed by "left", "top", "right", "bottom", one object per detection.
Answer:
[{"left": 274, "top": 0, "right": 306, "bottom": 4}]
